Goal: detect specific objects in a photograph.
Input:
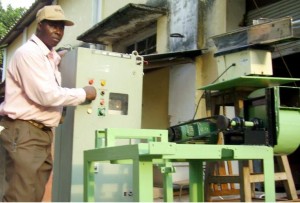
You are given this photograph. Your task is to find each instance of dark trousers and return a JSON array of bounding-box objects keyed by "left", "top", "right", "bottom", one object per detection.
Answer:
[{"left": 0, "top": 118, "right": 53, "bottom": 202}]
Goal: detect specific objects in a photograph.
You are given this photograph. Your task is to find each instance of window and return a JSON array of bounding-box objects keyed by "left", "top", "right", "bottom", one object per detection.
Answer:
[{"left": 126, "top": 34, "right": 156, "bottom": 55}]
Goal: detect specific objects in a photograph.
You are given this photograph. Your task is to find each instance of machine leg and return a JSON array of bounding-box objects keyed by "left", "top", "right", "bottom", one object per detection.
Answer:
[
  {"left": 189, "top": 160, "right": 204, "bottom": 202},
  {"left": 239, "top": 160, "right": 252, "bottom": 202},
  {"left": 132, "top": 158, "right": 153, "bottom": 202},
  {"left": 276, "top": 155, "right": 298, "bottom": 200},
  {"left": 263, "top": 155, "right": 276, "bottom": 202},
  {"left": 83, "top": 159, "right": 95, "bottom": 202},
  {"left": 162, "top": 161, "right": 174, "bottom": 202}
]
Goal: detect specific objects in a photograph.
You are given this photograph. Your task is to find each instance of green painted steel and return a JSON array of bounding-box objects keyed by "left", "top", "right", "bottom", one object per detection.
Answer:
[
  {"left": 83, "top": 128, "right": 276, "bottom": 202},
  {"left": 199, "top": 76, "right": 300, "bottom": 91},
  {"left": 273, "top": 87, "right": 300, "bottom": 154},
  {"left": 247, "top": 86, "right": 300, "bottom": 155}
]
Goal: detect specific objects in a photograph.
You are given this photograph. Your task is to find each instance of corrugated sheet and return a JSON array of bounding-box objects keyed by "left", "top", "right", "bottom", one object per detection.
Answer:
[
  {"left": 247, "top": 0, "right": 300, "bottom": 24},
  {"left": 246, "top": 0, "right": 300, "bottom": 58}
]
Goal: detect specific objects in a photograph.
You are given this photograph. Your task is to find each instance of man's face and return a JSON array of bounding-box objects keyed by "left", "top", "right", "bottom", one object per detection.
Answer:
[{"left": 36, "top": 20, "right": 65, "bottom": 49}]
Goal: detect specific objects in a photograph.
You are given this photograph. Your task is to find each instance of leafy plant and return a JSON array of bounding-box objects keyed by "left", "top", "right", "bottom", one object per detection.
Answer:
[{"left": 0, "top": 3, "right": 27, "bottom": 75}]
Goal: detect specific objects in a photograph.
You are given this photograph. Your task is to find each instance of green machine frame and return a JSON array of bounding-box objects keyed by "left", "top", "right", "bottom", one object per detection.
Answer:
[{"left": 83, "top": 128, "right": 275, "bottom": 202}]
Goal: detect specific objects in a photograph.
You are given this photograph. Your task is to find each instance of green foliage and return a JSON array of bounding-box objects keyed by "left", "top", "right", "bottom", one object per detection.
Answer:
[
  {"left": 0, "top": 4, "right": 26, "bottom": 38},
  {"left": 0, "top": 3, "right": 27, "bottom": 69}
]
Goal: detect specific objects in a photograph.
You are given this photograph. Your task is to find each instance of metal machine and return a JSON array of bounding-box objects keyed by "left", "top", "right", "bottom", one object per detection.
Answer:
[
  {"left": 168, "top": 85, "right": 300, "bottom": 155},
  {"left": 188, "top": 16, "right": 300, "bottom": 155},
  {"left": 57, "top": 17, "right": 300, "bottom": 202},
  {"left": 52, "top": 47, "right": 144, "bottom": 202}
]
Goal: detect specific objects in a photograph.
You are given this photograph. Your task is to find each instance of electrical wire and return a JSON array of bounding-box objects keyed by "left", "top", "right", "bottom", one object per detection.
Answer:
[
  {"left": 274, "top": 44, "right": 298, "bottom": 87},
  {"left": 192, "top": 63, "right": 236, "bottom": 120},
  {"left": 211, "top": 63, "right": 236, "bottom": 84},
  {"left": 252, "top": 0, "right": 262, "bottom": 16}
]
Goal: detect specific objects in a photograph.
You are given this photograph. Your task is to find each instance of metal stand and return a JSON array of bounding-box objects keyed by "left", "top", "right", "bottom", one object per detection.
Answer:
[
  {"left": 83, "top": 128, "right": 276, "bottom": 202},
  {"left": 204, "top": 88, "right": 298, "bottom": 201}
]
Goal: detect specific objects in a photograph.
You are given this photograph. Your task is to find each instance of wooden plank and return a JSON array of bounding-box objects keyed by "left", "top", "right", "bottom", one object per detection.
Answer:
[
  {"left": 276, "top": 155, "right": 298, "bottom": 200},
  {"left": 207, "top": 175, "right": 240, "bottom": 183},
  {"left": 249, "top": 172, "right": 287, "bottom": 183}
]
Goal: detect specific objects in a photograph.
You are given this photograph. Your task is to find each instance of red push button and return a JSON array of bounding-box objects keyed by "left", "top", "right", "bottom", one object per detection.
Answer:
[
  {"left": 88, "top": 79, "right": 94, "bottom": 85},
  {"left": 100, "top": 99, "right": 105, "bottom": 105}
]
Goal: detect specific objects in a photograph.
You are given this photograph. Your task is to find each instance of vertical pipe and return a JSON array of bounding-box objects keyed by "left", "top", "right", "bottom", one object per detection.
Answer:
[
  {"left": 1, "top": 48, "right": 7, "bottom": 82},
  {"left": 22, "top": 27, "right": 28, "bottom": 44},
  {"left": 90, "top": 0, "right": 103, "bottom": 49}
]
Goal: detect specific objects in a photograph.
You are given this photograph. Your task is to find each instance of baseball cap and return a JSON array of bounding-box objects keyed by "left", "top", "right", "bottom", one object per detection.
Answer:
[{"left": 36, "top": 5, "right": 74, "bottom": 26}]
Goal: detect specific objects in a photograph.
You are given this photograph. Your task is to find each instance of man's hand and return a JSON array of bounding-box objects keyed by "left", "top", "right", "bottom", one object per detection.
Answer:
[{"left": 83, "top": 86, "right": 97, "bottom": 101}]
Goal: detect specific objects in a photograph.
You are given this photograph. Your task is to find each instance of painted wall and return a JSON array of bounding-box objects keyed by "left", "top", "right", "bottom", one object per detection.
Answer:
[
  {"left": 102, "top": 0, "right": 147, "bottom": 18},
  {"left": 56, "top": 0, "right": 100, "bottom": 48},
  {"left": 169, "top": 0, "right": 199, "bottom": 52},
  {"left": 195, "top": 0, "right": 246, "bottom": 119},
  {"left": 141, "top": 68, "right": 169, "bottom": 129},
  {"left": 167, "top": 0, "right": 199, "bottom": 126}
]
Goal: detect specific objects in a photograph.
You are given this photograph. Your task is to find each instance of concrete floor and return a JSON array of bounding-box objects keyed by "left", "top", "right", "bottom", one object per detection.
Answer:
[
  {"left": 153, "top": 189, "right": 300, "bottom": 202},
  {"left": 6, "top": 172, "right": 300, "bottom": 202}
]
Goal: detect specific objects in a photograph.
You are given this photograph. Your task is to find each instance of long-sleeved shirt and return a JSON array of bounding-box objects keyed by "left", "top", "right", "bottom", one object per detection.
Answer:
[{"left": 0, "top": 34, "right": 86, "bottom": 127}]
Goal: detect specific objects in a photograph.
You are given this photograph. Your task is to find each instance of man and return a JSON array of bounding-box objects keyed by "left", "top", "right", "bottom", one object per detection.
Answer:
[{"left": 0, "top": 5, "right": 97, "bottom": 201}]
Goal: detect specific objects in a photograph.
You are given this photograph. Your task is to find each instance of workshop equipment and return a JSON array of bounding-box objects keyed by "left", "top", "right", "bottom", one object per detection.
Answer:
[
  {"left": 82, "top": 17, "right": 299, "bottom": 202},
  {"left": 52, "top": 47, "right": 144, "bottom": 202},
  {"left": 197, "top": 16, "right": 300, "bottom": 201},
  {"left": 215, "top": 49, "right": 273, "bottom": 82},
  {"left": 197, "top": 16, "right": 300, "bottom": 155},
  {"left": 84, "top": 128, "right": 276, "bottom": 202},
  {"left": 211, "top": 16, "right": 300, "bottom": 85},
  {"left": 242, "top": 86, "right": 300, "bottom": 154},
  {"left": 212, "top": 16, "right": 300, "bottom": 54},
  {"left": 167, "top": 116, "right": 219, "bottom": 144},
  {"left": 169, "top": 86, "right": 300, "bottom": 156}
]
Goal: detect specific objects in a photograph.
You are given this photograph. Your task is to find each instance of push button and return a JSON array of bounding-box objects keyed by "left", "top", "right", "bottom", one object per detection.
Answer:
[
  {"left": 98, "top": 108, "right": 106, "bottom": 116},
  {"left": 100, "top": 80, "right": 106, "bottom": 86},
  {"left": 88, "top": 79, "right": 94, "bottom": 85}
]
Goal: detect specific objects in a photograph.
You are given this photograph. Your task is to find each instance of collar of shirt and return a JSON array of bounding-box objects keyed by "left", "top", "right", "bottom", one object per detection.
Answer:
[{"left": 30, "top": 34, "right": 61, "bottom": 66}]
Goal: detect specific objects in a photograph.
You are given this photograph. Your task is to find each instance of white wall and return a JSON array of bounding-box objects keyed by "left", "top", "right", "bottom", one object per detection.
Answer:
[{"left": 168, "top": 63, "right": 196, "bottom": 125}]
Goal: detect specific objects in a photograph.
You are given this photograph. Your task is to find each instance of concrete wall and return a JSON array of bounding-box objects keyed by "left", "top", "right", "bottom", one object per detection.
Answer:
[
  {"left": 56, "top": 0, "right": 100, "bottom": 48},
  {"left": 167, "top": 0, "right": 199, "bottom": 126},
  {"left": 169, "top": 0, "right": 199, "bottom": 52},
  {"left": 195, "top": 0, "right": 246, "bottom": 119},
  {"left": 102, "top": 0, "right": 147, "bottom": 17},
  {"left": 141, "top": 68, "right": 169, "bottom": 129}
]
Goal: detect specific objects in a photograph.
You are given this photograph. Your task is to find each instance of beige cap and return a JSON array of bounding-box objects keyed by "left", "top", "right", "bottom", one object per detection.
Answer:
[{"left": 36, "top": 5, "right": 74, "bottom": 26}]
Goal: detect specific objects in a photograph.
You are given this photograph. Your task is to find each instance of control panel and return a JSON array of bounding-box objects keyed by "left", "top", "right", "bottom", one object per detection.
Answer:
[{"left": 53, "top": 47, "right": 144, "bottom": 202}]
